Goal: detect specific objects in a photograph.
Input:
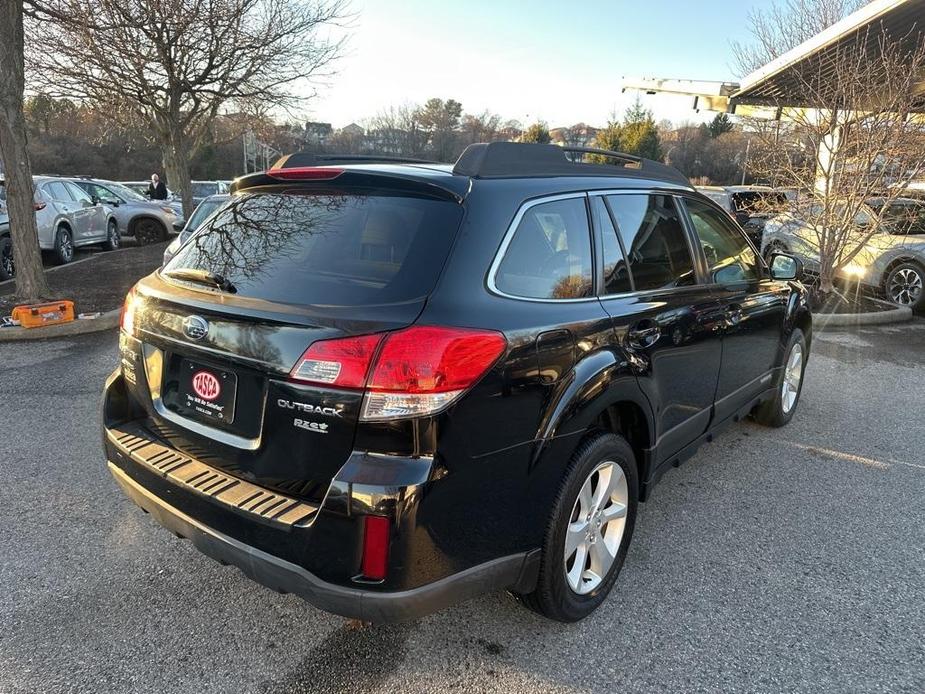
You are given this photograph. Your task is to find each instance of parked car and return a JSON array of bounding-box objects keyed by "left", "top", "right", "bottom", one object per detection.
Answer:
[
  {"left": 71, "top": 178, "right": 180, "bottom": 244},
  {"left": 696, "top": 185, "right": 789, "bottom": 247},
  {"left": 103, "top": 143, "right": 811, "bottom": 623},
  {"left": 120, "top": 181, "right": 185, "bottom": 217},
  {"left": 761, "top": 197, "right": 925, "bottom": 310},
  {"left": 0, "top": 176, "right": 119, "bottom": 270},
  {"left": 162, "top": 194, "right": 230, "bottom": 265},
  {"left": 0, "top": 215, "right": 10, "bottom": 281},
  {"left": 189, "top": 180, "right": 229, "bottom": 208}
]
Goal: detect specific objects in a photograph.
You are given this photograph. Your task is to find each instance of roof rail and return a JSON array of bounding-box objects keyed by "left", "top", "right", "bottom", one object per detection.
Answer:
[
  {"left": 452, "top": 142, "right": 690, "bottom": 186},
  {"left": 272, "top": 152, "right": 440, "bottom": 169}
]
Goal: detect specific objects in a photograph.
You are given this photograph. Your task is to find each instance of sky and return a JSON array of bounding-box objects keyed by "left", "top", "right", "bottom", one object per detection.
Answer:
[{"left": 302, "top": 0, "right": 779, "bottom": 130}]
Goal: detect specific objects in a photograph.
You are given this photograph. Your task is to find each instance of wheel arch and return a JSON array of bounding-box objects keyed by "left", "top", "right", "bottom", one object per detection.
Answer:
[
  {"left": 882, "top": 254, "right": 924, "bottom": 282},
  {"left": 532, "top": 348, "right": 656, "bottom": 500}
]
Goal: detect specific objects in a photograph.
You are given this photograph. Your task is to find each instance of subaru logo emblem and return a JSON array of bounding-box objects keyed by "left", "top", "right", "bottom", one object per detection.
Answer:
[{"left": 182, "top": 315, "right": 209, "bottom": 341}]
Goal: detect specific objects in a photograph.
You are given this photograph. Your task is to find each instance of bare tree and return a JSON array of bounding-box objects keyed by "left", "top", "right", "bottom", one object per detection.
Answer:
[
  {"left": 365, "top": 105, "right": 428, "bottom": 157},
  {"left": 0, "top": 0, "right": 50, "bottom": 301},
  {"left": 26, "top": 0, "right": 347, "bottom": 218},
  {"left": 459, "top": 111, "right": 503, "bottom": 147},
  {"left": 731, "top": 0, "right": 865, "bottom": 75},
  {"left": 745, "top": 33, "right": 925, "bottom": 295}
]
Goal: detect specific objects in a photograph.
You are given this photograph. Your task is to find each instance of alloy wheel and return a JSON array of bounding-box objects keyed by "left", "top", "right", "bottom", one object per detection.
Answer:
[
  {"left": 888, "top": 267, "right": 923, "bottom": 306},
  {"left": 563, "top": 461, "right": 628, "bottom": 595},
  {"left": 781, "top": 342, "right": 803, "bottom": 414},
  {"left": 108, "top": 221, "right": 120, "bottom": 249},
  {"left": 59, "top": 232, "right": 73, "bottom": 262}
]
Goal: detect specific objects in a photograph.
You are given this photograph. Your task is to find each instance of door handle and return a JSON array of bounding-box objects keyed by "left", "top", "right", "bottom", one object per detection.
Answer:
[{"left": 626, "top": 321, "right": 660, "bottom": 349}]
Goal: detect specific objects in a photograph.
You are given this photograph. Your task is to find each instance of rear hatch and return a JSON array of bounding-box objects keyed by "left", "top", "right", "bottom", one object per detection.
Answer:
[{"left": 128, "top": 181, "right": 464, "bottom": 500}]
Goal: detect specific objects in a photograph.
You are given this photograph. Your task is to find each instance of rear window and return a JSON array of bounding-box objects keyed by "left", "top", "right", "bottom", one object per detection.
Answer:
[{"left": 163, "top": 191, "right": 463, "bottom": 306}]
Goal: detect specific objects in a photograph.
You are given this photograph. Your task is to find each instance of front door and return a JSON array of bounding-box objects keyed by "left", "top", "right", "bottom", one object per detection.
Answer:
[
  {"left": 681, "top": 197, "right": 788, "bottom": 422},
  {"left": 64, "top": 182, "right": 105, "bottom": 241},
  {"left": 592, "top": 193, "right": 725, "bottom": 464}
]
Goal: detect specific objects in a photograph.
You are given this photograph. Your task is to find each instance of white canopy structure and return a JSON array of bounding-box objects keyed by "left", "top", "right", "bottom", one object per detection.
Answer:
[{"left": 623, "top": 0, "right": 925, "bottom": 118}]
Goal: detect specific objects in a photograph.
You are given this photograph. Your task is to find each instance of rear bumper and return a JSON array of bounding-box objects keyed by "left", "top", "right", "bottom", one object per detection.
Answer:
[
  {"left": 102, "top": 368, "right": 538, "bottom": 622},
  {"left": 109, "top": 461, "right": 529, "bottom": 623}
]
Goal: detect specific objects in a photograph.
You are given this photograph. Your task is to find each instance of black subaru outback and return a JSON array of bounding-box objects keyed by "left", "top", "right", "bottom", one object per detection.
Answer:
[{"left": 103, "top": 142, "right": 811, "bottom": 623}]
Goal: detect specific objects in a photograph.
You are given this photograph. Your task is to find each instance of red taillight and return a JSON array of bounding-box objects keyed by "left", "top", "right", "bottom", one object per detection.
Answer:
[
  {"left": 120, "top": 288, "right": 137, "bottom": 335},
  {"left": 33, "top": 202, "right": 46, "bottom": 211},
  {"left": 289, "top": 326, "right": 506, "bottom": 420},
  {"left": 266, "top": 166, "right": 344, "bottom": 181},
  {"left": 361, "top": 515, "right": 390, "bottom": 581},
  {"left": 368, "top": 326, "right": 507, "bottom": 393},
  {"left": 289, "top": 333, "right": 383, "bottom": 388}
]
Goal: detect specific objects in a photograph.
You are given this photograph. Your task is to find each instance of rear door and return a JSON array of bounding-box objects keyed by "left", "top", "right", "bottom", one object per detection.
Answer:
[
  {"left": 680, "top": 197, "right": 787, "bottom": 421},
  {"left": 593, "top": 192, "right": 725, "bottom": 464},
  {"left": 132, "top": 186, "right": 464, "bottom": 500}
]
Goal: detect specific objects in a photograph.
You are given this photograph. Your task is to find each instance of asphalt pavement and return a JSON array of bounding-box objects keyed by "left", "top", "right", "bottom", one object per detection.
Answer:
[{"left": 1, "top": 321, "right": 923, "bottom": 693}]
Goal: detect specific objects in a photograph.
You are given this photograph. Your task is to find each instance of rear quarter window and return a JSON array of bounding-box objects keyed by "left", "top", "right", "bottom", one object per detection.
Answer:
[{"left": 163, "top": 190, "right": 463, "bottom": 306}]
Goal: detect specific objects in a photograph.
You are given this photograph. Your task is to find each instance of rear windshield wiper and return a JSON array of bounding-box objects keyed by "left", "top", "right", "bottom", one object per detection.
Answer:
[{"left": 162, "top": 268, "right": 237, "bottom": 294}]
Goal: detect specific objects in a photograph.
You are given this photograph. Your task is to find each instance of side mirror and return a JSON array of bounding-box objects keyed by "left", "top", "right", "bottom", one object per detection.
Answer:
[
  {"left": 91, "top": 195, "right": 100, "bottom": 205},
  {"left": 769, "top": 252, "right": 803, "bottom": 281},
  {"left": 108, "top": 199, "right": 121, "bottom": 207}
]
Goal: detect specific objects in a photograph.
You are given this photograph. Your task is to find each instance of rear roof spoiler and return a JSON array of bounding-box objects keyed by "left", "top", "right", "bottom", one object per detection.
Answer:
[
  {"left": 230, "top": 167, "right": 466, "bottom": 202},
  {"left": 452, "top": 142, "right": 690, "bottom": 186}
]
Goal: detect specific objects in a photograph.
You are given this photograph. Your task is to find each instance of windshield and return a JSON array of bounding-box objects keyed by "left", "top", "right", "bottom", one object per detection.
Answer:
[
  {"left": 184, "top": 197, "right": 227, "bottom": 233},
  {"left": 163, "top": 190, "right": 463, "bottom": 306},
  {"left": 105, "top": 182, "right": 147, "bottom": 202}
]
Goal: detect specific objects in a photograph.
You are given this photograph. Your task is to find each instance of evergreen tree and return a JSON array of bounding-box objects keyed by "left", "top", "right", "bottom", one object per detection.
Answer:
[
  {"left": 521, "top": 121, "right": 551, "bottom": 144},
  {"left": 707, "top": 112, "right": 734, "bottom": 138}
]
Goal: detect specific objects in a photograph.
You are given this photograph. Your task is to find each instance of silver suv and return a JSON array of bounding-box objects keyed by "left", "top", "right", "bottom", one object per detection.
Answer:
[
  {"left": 71, "top": 179, "right": 180, "bottom": 245},
  {"left": 0, "top": 176, "right": 119, "bottom": 272}
]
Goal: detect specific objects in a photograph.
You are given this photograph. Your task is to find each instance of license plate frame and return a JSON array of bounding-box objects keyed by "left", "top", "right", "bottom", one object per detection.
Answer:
[{"left": 178, "top": 358, "right": 238, "bottom": 425}]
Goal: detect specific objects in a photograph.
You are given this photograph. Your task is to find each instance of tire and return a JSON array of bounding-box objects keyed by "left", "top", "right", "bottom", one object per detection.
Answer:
[
  {"left": 753, "top": 327, "right": 807, "bottom": 428},
  {"left": 883, "top": 261, "right": 924, "bottom": 312},
  {"left": 515, "top": 432, "right": 638, "bottom": 622},
  {"left": 54, "top": 226, "right": 74, "bottom": 265},
  {"left": 0, "top": 235, "right": 13, "bottom": 280},
  {"left": 102, "top": 219, "right": 120, "bottom": 251},
  {"left": 134, "top": 218, "right": 166, "bottom": 245}
]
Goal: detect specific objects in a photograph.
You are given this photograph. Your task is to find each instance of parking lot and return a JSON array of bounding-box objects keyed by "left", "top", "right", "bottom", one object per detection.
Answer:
[{"left": 1, "top": 320, "right": 923, "bottom": 693}]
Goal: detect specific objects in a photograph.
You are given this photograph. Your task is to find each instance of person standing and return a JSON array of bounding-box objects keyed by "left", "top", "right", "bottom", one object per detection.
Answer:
[{"left": 148, "top": 173, "right": 168, "bottom": 200}]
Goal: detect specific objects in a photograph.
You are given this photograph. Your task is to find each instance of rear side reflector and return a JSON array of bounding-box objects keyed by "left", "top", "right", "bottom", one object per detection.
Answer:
[
  {"left": 361, "top": 515, "right": 390, "bottom": 581},
  {"left": 290, "top": 326, "right": 506, "bottom": 420},
  {"left": 266, "top": 166, "right": 344, "bottom": 181}
]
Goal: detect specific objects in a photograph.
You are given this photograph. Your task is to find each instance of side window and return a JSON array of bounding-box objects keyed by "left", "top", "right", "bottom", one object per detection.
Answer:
[
  {"left": 591, "top": 196, "right": 632, "bottom": 295},
  {"left": 65, "top": 182, "right": 92, "bottom": 203},
  {"left": 494, "top": 197, "right": 593, "bottom": 299},
  {"left": 47, "top": 181, "right": 74, "bottom": 202},
  {"left": 606, "top": 194, "right": 696, "bottom": 291},
  {"left": 88, "top": 183, "right": 115, "bottom": 202},
  {"left": 686, "top": 199, "right": 760, "bottom": 284}
]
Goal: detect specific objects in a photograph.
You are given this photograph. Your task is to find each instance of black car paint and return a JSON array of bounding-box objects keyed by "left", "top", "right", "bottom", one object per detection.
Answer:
[{"left": 103, "top": 162, "right": 811, "bottom": 619}]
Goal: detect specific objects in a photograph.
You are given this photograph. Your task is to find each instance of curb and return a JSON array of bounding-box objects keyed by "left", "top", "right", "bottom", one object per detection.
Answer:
[
  {"left": 0, "top": 308, "right": 120, "bottom": 342},
  {"left": 814, "top": 300, "right": 913, "bottom": 329}
]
